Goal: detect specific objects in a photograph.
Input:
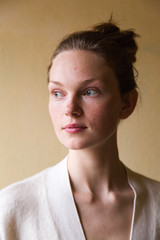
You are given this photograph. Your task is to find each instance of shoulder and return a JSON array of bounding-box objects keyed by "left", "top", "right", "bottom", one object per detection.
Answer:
[
  {"left": 0, "top": 158, "right": 67, "bottom": 216},
  {"left": 126, "top": 166, "right": 160, "bottom": 202},
  {"left": 0, "top": 169, "right": 48, "bottom": 223},
  {"left": 127, "top": 167, "right": 160, "bottom": 186},
  {"left": 0, "top": 168, "right": 46, "bottom": 198},
  {"left": 0, "top": 162, "right": 65, "bottom": 239}
]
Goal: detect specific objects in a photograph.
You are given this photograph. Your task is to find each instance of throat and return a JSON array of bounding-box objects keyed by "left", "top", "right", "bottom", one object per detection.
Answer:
[{"left": 68, "top": 154, "right": 129, "bottom": 201}]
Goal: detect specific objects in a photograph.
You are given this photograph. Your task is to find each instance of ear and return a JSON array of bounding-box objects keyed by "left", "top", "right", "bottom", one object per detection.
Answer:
[{"left": 119, "top": 89, "right": 138, "bottom": 119}]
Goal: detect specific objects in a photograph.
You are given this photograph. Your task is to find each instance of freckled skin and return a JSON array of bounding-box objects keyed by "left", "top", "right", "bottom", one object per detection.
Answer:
[{"left": 48, "top": 50, "right": 124, "bottom": 150}]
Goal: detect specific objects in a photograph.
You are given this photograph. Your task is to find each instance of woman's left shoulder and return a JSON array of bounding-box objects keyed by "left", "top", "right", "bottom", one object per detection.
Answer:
[{"left": 126, "top": 166, "right": 160, "bottom": 199}]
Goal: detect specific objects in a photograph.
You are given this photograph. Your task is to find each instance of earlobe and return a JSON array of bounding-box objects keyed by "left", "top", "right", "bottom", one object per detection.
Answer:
[{"left": 119, "top": 89, "right": 138, "bottom": 119}]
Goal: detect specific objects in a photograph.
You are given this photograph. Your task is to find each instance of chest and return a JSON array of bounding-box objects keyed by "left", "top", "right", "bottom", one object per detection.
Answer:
[{"left": 74, "top": 193, "right": 134, "bottom": 240}]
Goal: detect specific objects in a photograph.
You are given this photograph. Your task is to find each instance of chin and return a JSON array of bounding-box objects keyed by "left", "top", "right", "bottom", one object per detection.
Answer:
[
  {"left": 59, "top": 138, "right": 91, "bottom": 150},
  {"left": 63, "top": 143, "right": 87, "bottom": 150}
]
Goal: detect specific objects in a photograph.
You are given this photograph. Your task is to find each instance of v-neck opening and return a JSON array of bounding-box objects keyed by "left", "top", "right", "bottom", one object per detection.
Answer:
[{"left": 65, "top": 156, "right": 137, "bottom": 240}]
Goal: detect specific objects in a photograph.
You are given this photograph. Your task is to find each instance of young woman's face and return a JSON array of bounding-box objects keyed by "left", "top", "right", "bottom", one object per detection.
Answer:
[{"left": 48, "top": 50, "right": 124, "bottom": 150}]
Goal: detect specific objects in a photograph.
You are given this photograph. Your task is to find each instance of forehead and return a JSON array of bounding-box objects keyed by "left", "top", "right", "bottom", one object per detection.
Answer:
[
  {"left": 52, "top": 50, "right": 103, "bottom": 69},
  {"left": 49, "top": 50, "right": 115, "bottom": 81}
]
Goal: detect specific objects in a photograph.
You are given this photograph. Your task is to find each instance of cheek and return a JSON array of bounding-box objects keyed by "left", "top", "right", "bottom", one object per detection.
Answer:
[
  {"left": 48, "top": 102, "right": 54, "bottom": 120},
  {"left": 86, "top": 103, "right": 107, "bottom": 127},
  {"left": 88, "top": 101, "right": 120, "bottom": 128},
  {"left": 48, "top": 102, "right": 60, "bottom": 126},
  {"left": 89, "top": 101, "right": 111, "bottom": 117}
]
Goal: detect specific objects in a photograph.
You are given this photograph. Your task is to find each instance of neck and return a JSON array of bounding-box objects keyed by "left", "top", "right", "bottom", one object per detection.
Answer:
[{"left": 67, "top": 136, "right": 128, "bottom": 197}]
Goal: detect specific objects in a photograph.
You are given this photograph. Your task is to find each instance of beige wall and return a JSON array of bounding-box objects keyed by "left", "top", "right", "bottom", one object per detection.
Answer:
[{"left": 0, "top": 0, "right": 160, "bottom": 188}]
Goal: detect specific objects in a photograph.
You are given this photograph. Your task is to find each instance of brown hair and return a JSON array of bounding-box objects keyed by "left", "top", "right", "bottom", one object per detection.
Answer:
[{"left": 48, "top": 19, "right": 139, "bottom": 95}]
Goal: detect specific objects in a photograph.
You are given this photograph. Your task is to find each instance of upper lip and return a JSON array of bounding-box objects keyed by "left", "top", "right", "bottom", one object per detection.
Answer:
[{"left": 63, "top": 124, "right": 87, "bottom": 129}]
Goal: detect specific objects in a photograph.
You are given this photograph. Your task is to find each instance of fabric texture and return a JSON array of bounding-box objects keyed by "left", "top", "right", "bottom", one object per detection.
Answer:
[{"left": 0, "top": 157, "right": 160, "bottom": 240}]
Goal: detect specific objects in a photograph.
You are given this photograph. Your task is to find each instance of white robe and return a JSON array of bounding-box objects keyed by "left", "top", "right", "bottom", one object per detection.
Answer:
[{"left": 0, "top": 156, "right": 160, "bottom": 239}]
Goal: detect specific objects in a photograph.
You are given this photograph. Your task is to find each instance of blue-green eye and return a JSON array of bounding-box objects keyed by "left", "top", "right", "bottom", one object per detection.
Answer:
[
  {"left": 54, "top": 91, "right": 63, "bottom": 98},
  {"left": 84, "top": 89, "right": 97, "bottom": 96}
]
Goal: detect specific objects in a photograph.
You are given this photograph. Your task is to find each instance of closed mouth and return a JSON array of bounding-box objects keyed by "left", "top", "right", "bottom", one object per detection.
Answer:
[
  {"left": 63, "top": 124, "right": 87, "bottom": 129},
  {"left": 63, "top": 124, "right": 87, "bottom": 133}
]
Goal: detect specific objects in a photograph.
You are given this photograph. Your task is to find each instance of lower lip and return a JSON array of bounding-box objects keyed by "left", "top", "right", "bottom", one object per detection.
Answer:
[{"left": 64, "top": 127, "right": 87, "bottom": 133}]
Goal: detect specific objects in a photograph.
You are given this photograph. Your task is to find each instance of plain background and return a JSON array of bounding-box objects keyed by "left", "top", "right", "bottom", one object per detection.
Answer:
[{"left": 0, "top": 0, "right": 160, "bottom": 188}]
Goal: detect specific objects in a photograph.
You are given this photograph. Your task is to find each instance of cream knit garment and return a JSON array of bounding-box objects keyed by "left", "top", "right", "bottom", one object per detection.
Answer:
[{"left": 0, "top": 157, "right": 160, "bottom": 240}]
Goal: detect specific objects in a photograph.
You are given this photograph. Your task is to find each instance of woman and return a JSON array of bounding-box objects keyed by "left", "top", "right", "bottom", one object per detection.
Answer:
[{"left": 0, "top": 20, "right": 160, "bottom": 240}]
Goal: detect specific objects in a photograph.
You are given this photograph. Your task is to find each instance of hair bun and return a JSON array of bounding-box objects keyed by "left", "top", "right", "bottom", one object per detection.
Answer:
[
  {"left": 89, "top": 21, "right": 139, "bottom": 64},
  {"left": 91, "top": 22, "right": 120, "bottom": 35},
  {"left": 120, "top": 31, "right": 139, "bottom": 63}
]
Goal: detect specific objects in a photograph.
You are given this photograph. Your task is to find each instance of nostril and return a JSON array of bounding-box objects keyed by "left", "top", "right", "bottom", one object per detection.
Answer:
[
  {"left": 65, "top": 96, "right": 82, "bottom": 117},
  {"left": 65, "top": 109, "right": 82, "bottom": 117},
  {"left": 65, "top": 105, "right": 82, "bottom": 117}
]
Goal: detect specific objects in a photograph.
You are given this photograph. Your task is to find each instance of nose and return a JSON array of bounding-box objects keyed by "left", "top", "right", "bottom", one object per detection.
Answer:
[{"left": 65, "top": 95, "right": 82, "bottom": 117}]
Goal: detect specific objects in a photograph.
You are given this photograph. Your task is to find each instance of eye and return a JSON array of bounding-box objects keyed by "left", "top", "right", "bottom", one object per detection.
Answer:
[
  {"left": 54, "top": 91, "right": 63, "bottom": 98},
  {"left": 83, "top": 89, "right": 98, "bottom": 96},
  {"left": 50, "top": 90, "right": 65, "bottom": 99}
]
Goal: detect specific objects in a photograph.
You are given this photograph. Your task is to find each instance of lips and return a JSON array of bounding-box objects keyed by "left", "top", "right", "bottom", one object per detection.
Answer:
[{"left": 63, "top": 124, "right": 87, "bottom": 133}]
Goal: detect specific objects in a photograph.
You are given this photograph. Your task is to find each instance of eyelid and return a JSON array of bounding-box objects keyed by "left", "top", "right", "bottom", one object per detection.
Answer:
[
  {"left": 48, "top": 84, "right": 63, "bottom": 94},
  {"left": 53, "top": 89, "right": 64, "bottom": 94},
  {"left": 48, "top": 82, "right": 62, "bottom": 90}
]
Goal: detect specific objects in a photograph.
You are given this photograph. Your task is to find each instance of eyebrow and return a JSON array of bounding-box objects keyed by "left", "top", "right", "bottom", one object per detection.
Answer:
[
  {"left": 49, "top": 81, "right": 63, "bottom": 86},
  {"left": 49, "top": 78, "right": 104, "bottom": 86}
]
